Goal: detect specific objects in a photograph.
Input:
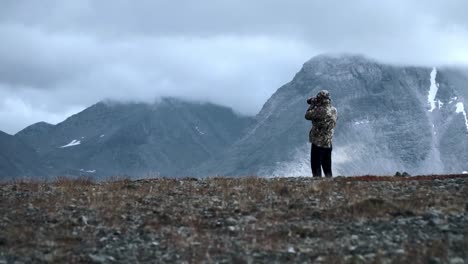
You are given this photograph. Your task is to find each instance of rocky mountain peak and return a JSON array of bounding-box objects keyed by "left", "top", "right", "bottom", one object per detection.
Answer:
[{"left": 301, "top": 54, "right": 380, "bottom": 75}]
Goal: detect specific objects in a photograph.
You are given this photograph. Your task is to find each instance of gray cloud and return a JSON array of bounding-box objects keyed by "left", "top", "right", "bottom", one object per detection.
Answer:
[{"left": 1, "top": 0, "right": 468, "bottom": 133}]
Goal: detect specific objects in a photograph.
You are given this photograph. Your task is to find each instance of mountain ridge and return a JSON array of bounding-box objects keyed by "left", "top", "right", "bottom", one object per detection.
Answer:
[
  {"left": 13, "top": 97, "right": 254, "bottom": 178},
  {"left": 2, "top": 54, "right": 468, "bottom": 178}
]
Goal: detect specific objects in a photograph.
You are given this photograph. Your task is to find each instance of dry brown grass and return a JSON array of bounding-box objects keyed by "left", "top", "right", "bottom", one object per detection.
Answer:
[{"left": 1, "top": 175, "right": 467, "bottom": 263}]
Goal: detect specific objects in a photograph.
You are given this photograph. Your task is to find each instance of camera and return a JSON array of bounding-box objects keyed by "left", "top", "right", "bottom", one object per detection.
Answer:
[{"left": 307, "top": 97, "right": 317, "bottom": 105}]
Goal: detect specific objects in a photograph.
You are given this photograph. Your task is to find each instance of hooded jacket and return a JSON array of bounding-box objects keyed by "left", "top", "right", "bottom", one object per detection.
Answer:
[{"left": 305, "top": 90, "right": 337, "bottom": 148}]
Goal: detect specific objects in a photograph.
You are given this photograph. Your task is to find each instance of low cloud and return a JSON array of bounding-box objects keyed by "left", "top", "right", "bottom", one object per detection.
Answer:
[{"left": 1, "top": 0, "right": 468, "bottom": 133}]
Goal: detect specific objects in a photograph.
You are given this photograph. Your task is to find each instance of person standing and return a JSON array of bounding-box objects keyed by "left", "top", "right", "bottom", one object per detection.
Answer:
[{"left": 305, "top": 90, "right": 337, "bottom": 177}]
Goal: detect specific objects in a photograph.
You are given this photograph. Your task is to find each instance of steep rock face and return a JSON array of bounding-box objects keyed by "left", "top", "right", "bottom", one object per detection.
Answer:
[
  {"left": 15, "top": 98, "right": 253, "bottom": 178},
  {"left": 195, "top": 54, "right": 468, "bottom": 176},
  {"left": 0, "top": 130, "right": 48, "bottom": 179}
]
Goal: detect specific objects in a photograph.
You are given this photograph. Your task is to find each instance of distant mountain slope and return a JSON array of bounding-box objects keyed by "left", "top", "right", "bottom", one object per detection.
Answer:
[
  {"left": 15, "top": 98, "right": 253, "bottom": 178},
  {"left": 0, "top": 130, "right": 47, "bottom": 179},
  {"left": 194, "top": 54, "right": 468, "bottom": 176}
]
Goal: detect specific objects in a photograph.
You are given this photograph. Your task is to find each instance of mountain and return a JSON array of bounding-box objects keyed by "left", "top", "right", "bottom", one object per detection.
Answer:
[
  {"left": 7, "top": 54, "right": 468, "bottom": 178},
  {"left": 194, "top": 54, "right": 468, "bottom": 176},
  {"left": 0, "top": 130, "right": 48, "bottom": 179},
  {"left": 15, "top": 98, "right": 253, "bottom": 178}
]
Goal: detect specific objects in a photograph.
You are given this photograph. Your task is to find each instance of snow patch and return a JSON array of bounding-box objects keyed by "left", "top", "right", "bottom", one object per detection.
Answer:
[
  {"left": 437, "top": 100, "right": 443, "bottom": 109},
  {"left": 354, "top": 120, "right": 370, "bottom": 125},
  {"left": 60, "top": 140, "right": 81, "bottom": 148},
  {"left": 456, "top": 102, "right": 465, "bottom": 113},
  {"left": 428, "top": 68, "right": 438, "bottom": 112},
  {"left": 195, "top": 126, "right": 205, "bottom": 135},
  {"left": 80, "top": 169, "right": 96, "bottom": 173},
  {"left": 100, "top": 134, "right": 105, "bottom": 138},
  {"left": 455, "top": 102, "right": 468, "bottom": 131}
]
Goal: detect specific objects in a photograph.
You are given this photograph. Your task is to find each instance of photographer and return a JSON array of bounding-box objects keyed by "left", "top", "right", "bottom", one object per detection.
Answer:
[{"left": 305, "top": 90, "right": 337, "bottom": 177}]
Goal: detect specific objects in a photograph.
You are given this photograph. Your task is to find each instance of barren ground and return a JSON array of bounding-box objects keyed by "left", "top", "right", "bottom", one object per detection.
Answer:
[{"left": 0, "top": 175, "right": 467, "bottom": 263}]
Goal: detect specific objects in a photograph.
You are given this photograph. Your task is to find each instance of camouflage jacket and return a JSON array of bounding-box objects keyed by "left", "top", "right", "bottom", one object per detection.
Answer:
[{"left": 305, "top": 101, "right": 337, "bottom": 148}]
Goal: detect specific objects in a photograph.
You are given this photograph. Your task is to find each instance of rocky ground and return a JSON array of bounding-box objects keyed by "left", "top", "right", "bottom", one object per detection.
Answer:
[{"left": 0, "top": 175, "right": 467, "bottom": 263}]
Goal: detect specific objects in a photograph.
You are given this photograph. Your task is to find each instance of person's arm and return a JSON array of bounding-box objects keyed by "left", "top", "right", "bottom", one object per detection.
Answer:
[
  {"left": 305, "top": 106, "right": 314, "bottom": 120},
  {"left": 305, "top": 106, "right": 325, "bottom": 121},
  {"left": 305, "top": 97, "right": 318, "bottom": 120}
]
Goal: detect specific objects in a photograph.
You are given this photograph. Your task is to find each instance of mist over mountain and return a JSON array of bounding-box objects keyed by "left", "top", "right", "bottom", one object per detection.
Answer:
[{"left": 195, "top": 54, "right": 468, "bottom": 176}]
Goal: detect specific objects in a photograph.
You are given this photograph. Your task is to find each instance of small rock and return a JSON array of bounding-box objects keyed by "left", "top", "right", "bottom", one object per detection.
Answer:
[
  {"left": 215, "top": 219, "right": 223, "bottom": 227},
  {"left": 315, "top": 256, "right": 326, "bottom": 262},
  {"left": 44, "top": 240, "right": 56, "bottom": 247},
  {"left": 449, "top": 257, "right": 464, "bottom": 264},
  {"left": 177, "top": 226, "right": 192, "bottom": 237},
  {"left": 395, "top": 249, "right": 405, "bottom": 255},
  {"left": 89, "top": 254, "right": 111, "bottom": 263},
  {"left": 438, "top": 224, "right": 450, "bottom": 231},
  {"left": 311, "top": 211, "right": 321, "bottom": 218},
  {"left": 287, "top": 246, "right": 296, "bottom": 253},
  {"left": 449, "top": 234, "right": 464, "bottom": 242},
  {"left": 80, "top": 216, "right": 89, "bottom": 225},
  {"left": 42, "top": 253, "right": 54, "bottom": 262},
  {"left": 428, "top": 257, "right": 441, "bottom": 264},
  {"left": 226, "top": 217, "right": 237, "bottom": 225},
  {"left": 244, "top": 215, "right": 257, "bottom": 223},
  {"left": 349, "top": 255, "right": 366, "bottom": 263}
]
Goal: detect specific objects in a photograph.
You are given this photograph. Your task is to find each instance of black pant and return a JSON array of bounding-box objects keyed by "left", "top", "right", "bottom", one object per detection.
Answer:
[{"left": 311, "top": 144, "right": 332, "bottom": 177}]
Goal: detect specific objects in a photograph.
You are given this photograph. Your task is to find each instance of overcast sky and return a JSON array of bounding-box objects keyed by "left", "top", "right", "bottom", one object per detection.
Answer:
[{"left": 1, "top": 0, "right": 468, "bottom": 134}]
